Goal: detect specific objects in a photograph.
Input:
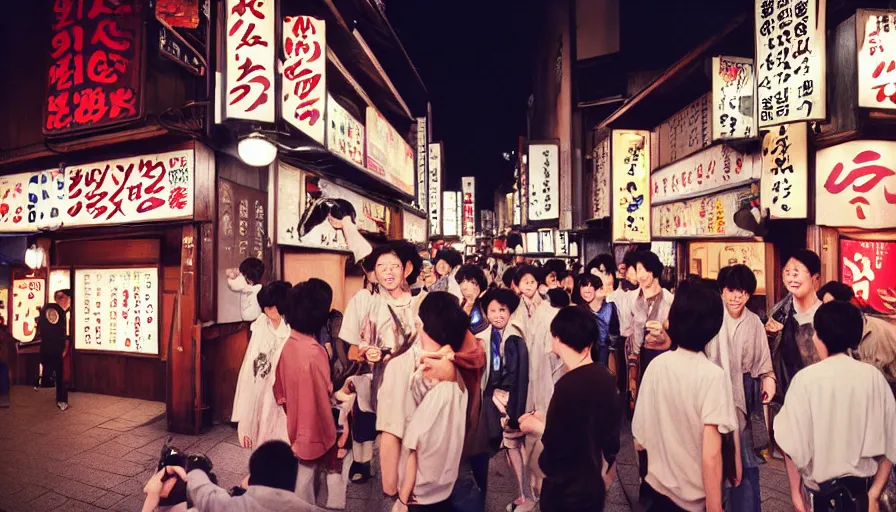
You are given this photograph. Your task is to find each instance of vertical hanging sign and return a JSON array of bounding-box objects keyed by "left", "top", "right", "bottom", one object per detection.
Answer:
[
  {"left": 45, "top": 0, "right": 145, "bottom": 134},
  {"left": 760, "top": 122, "right": 809, "bottom": 219},
  {"left": 224, "top": 0, "right": 275, "bottom": 122},
  {"left": 416, "top": 117, "right": 428, "bottom": 212},
  {"left": 592, "top": 136, "right": 611, "bottom": 219},
  {"left": 755, "top": 0, "right": 827, "bottom": 127},
  {"left": 712, "top": 56, "right": 757, "bottom": 140},
  {"left": 442, "top": 190, "right": 458, "bottom": 237},
  {"left": 462, "top": 177, "right": 476, "bottom": 236},
  {"left": 282, "top": 16, "right": 326, "bottom": 144},
  {"left": 858, "top": 10, "right": 896, "bottom": 109},
  {"left": 527, "top": 143, "right": 560, "bottom": 222},
  {"left": 428, "top": 143, "right": 443, "bottom": 236},
  {"left": 611, "top": 130, "right": 651, "bottom": 243}
]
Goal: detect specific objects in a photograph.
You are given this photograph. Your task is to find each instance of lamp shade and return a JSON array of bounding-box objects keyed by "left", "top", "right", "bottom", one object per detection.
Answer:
[{"left": 238, "top": 133, "right": 278, "bottom": 167}]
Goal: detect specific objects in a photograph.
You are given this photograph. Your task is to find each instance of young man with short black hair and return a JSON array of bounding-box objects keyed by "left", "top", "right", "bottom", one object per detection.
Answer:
[
  {"left": 394, "top": 292, "right": 469, "bottom": 512},
  {"left": 775, "top": 301, "right": 896, "bottom": 512},
  {"left": 632, "top": 280, "right": 737, "bottom": 512}
]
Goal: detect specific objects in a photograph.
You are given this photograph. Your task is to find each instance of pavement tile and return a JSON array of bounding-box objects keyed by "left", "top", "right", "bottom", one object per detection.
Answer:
[
  {"left": 88, "top": 440, "right": 135, "bottom": 460},
  {"left": 45, "top": 462, "right": 130, "bottom": 491},
  {"left": 95, "top": 418, "right": 141, "bottom": 433},
  {"left": 57, "top": 500, "right": 108, "bottom": 512},
  {"left": 205, "top": 441, "right": 251, "bottom": 475},
  {"left": 113, "top": 431, "right": 167, "bottom": 450},
  {"left": 107, "top": 493, "right": 146, "bottom": 512},
  {"left": 40, "top": 476, "right": 108, "bottom": 504},
  {"left": 92, "top": 491, "right": 127, "bottom": 509},
  {"left": 121, "top": 449, "right": 158, "bottom": 466},
  {"left": 68, "top": 451, "right": 147, "bottom": 477},
  {"left": 0, "top": 483, "right": 49, "bottom": 510},
  {"left": 107, "top": 477, "right": 146, "bottom": 498},
  {"left": 22, "top": 491, "right": 69, "bottom": 511}
]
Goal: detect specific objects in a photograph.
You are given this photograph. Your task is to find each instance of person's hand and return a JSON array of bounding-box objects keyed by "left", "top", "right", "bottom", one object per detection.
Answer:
[
  {"left": 327, "top": 214, "right": 344, "bottom": 230},
  {"left": 761, "top": 376, "right": 777, "bottom": 404},
  {"left": 226, "top": 268, "right": 238, "bottom": 280},
  {"left": 242, "top": 436, "right": 252, "bottom": 449},
  {"left": 765, "top": 318, "right": 784, "bottom": 335},
  {"left": 365, "top": 346, "right": 382, "bottom": 363},
  {"left": 421, "top": 353, "right": 455, "bottom": 382},
  {"left": 518, "top": 412, "right": 545, "bottom": 436},
  {"left": 144, "top": 467, "right": 186, "bottom": 497},
  {"left": 240, "top": 475, "right": 250, "bottom": 490}
]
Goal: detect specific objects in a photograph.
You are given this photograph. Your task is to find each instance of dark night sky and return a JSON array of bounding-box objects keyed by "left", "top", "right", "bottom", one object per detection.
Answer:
[{"left": 386, "top": 0, "right": 538, "bottom": 211}]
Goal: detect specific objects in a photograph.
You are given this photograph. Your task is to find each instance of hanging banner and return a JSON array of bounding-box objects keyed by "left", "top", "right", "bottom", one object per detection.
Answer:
[
  {"left": 277, "top": 164, "right": 387, "bottom": 252},
  {"left": 462, "top": 177, "right": 476, "bottom": 236},
  {"left": 74, "top": 267, "right": 159, "bottom": 355},
  {"left": 538, "top": 229, "right": 554, "bottom": 254},
  {"left": 366, "top": 108, "right": 415, "bottom": 196},
  {"left": 12, "top": 278, "right": 44, "bottom": 343},
  {"left": 712, "top": 56, "right": 757, "bottom": 140},
  {"left": 527, "top": 143, "right": 560, "bottom": 222},
  {"left": 326, "top": 95, "right": 365, "bottom": 166},
  {"left": 816, "top": 140, "right": 896, "bottom": 229},
  {"left": 760, "top": 122, "right": 809, "bottom": 219},
  {"left": 224, "top": 0, "right": 275, "bottom": 122},
  {"left": 555, "top": 230, "right": 570, "bottom": 256},
  {"left": 756, "top": 0, "right": 827, "bottom": 127},
  {"left": 611, "top": 130, "right": 651, "bottom": 243},
  {"left": 455, "top": 191, "right": 463, "bottom": 238},
  {"left": 841, "top": 239, "right": 896, "bottom": 315},
  {"left": 651, "top": 144, "right": 758, "bottom": 205},
  {"left": 652, "top": 184, "right": 759, "bottom": 239},
  {"left": 591, "top": 135, "right": 611, "bottom": 219},
  {"left": 858, "top": 10, "right": 896, "bottom": 109},
  {"left": 403, "top": 213, "right": 427, "bottom": 244},
  {"left": 428, "top": 143, "right": 442, "bottom": 236},
  {"left": 443, "top": 191, "right": 458, "bottom": 237},
  {"left": 656, "top": 94, "right": 711, "bottom": 167},
  {"left": 282, "top": 16, "right": 326, "bottom": 144},
  {"left": 689, "top": 241, "right": 768, "bottom": 294},
  {"left": 416, "top": 117, "right": 428, "bottom": 212},
  {"left": 45, "top": 0, "right": 145, "bottom": 134}
]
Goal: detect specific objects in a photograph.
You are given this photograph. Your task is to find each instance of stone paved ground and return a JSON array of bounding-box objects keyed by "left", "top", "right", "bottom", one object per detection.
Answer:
[{"left": 1, "top": 386, "right": 792, "bottom": 512}]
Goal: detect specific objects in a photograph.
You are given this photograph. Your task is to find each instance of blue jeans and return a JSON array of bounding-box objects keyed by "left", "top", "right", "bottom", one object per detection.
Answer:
[
  {"left": 449, "top": 453, "right": 489, "bottom": 512},
  {"left": 725, "top": 426, "right": 761, "bottom": 512},
  {"left": 595, "top": 344, "right": 610, "bottom": 367}
]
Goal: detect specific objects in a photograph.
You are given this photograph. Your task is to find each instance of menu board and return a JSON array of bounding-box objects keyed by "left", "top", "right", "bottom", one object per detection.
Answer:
[
  {"left": 74, "top": 267, "right": 159, "bottom": 355},
  {"left": 218, "top": 179, "right": 269, "bottom": 324},
  {"left": 651, "top": 185, "right": 758, "bottom": 239},
  {"left": 11, "top": 279, "right": 43, "bottom": 342},
  {"left": 656, "top": 94, "right": 710, "bottom": 167},
  {"left": 841, "top": 239, "right": 896, "bottom": 315},
  {"left": 651, "top": 144, "right": 758, "bottom": 205}
]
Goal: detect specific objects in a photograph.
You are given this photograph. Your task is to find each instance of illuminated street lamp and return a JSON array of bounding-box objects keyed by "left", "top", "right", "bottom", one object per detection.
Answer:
[{"left": 238, "top": 132, "right": 279, "bottom": 167}]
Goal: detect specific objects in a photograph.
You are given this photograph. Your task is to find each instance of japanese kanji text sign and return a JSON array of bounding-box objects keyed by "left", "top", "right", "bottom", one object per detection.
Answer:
[
  {"left": 858, "top": 10, "right": 896, "bottom": 109},
  {"left": 591, "top": 136, "right": 611, "bottom": 220},
  {"left": 651, "top": 144, "right": 758, "bottom": 205},
  {"left": 443, "top": 190, "right": 458, "bottom": 237},
  {"left": 712, "top": 56, "right": 757, "bottom": 140},
  {"left": 12, "top": 278, "right": 44, "bottom": 343},
  {"left": 756, "top": 0, "right": 827, "bottom": 127},
  {"left": 462, "top": 177, "right": 476, "bottom": 236},
  {"left": 224, "top": 0, "right": 275, "bottom": 122},
  {"left": 74, "top": 267, "right": 159, "bottom": 355},
  {"left": 428, "top": 143, "right": 442, "bottom": 235},
  {"left": 652, "top": 185, "right": 759, "bottom": 239},
  {"left": 283, "top": 16, "right": 326, "bottom": 143},
  {"left": 816, "top": 140, "right": 896, "bottom": 229},
  {"left": 45, "top": 0, "right": 144, "bottom": 134},
  {"left": 656, "top": 94, "right": 710, "bottom": 167},
  {"left": 527, "top": 143, "right": 559, "bottom": 222},
  {"left": 326, "top": 94, "right": 365, "bottom": 166},
  {"left": 611, "top": 131, "right": 650, "bottom": 242},
  {"left": 760, "top": 122, "right": 808, "bottom": 218},
  {"left": 416, "top": 117, "right": 428, "bottom": 212},
  {"left": 403, "top": 213, "right": 427, "bottom": 243},
  {"left": 840, "top": 239, "right": 896, "bottom": 315},
  {"left": 366, "top": 108, "right": 415, "bottom": 196}
]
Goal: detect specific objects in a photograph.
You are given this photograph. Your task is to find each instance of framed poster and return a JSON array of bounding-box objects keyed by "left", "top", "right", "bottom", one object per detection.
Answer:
[
  {"left": 840, "top": 239, "right": 896, "bottom": 315},
  {"left": 74, "top": 266, "right": 160, "bottom": 356},
  {"left": 366, "top": 107, "right": 415, "bottom": 195},
  {"left": 12, "top": 278, "right": 45, "bottom": 343},
  {"left": 327, "top": 95, "right": 365, "bottom": 166}
]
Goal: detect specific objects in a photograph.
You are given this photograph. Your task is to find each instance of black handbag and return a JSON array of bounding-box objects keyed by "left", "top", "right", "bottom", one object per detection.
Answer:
[{"left": 721, "top": 431, "right": 738, "bottom": 485}]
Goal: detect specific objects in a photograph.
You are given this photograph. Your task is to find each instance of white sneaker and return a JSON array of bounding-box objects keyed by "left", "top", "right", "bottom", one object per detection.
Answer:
[{"left": 57, "top": 402, "right": 69, "bottom": 411}]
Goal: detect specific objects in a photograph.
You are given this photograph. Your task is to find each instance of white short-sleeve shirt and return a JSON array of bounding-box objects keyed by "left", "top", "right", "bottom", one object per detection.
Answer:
[
  {"left": 632, "top": 349, "right": 738, "bottom": 512},
  {"left": 398, "top": 380, "right": 468, "bottom": 505}
]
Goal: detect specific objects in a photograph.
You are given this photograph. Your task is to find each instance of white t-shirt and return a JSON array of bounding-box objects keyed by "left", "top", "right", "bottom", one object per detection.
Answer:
[
  {"left": 398, "top": 380, "right": 468, "bottom": 505},
  {"left": 632, "top": 349, "right": 737, "bottom": 512},
  {"left": 376, "top": 342, "right": 423, "bottom": 436},
  {"left": 775, "top": 354, "right": 896, "bottom": 489}
]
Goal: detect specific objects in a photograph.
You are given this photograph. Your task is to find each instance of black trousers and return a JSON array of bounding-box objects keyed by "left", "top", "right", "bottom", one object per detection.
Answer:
[
  {"left": 640, "top": 481, "right": 687, "bottom": 512},
  {"left": 42, "top": 354, "right": 68, "bottom": 403},
  {"left": 811, "top": 476, "right": 872, "bottom": 512},
  {"left": 408, "top": 499, "right": 452, "bottom": 511}
]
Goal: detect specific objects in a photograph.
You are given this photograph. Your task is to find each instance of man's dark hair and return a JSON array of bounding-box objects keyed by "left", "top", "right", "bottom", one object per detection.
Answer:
[
  {"left": 586, "top": 254, "right": 618, "bottom": 280},
  {"left": 455, "top": 264, "right": 487, "bottom": 291},
  {"left": 249, "top": 441, "right": 299, "bottom": 491},
  {"left": 788, "top": 249, "right": 821, "bottom": 277},
  {"left": 285, "top": 281, "right": 331, "bottom": 335},
  {"left": 239, "top": 258, "right": 265, "bottom": 285},
  {"left": 257, "top": 281, "right": 292, "bottom": 313},
  {"left": 418, "top": 292, "right": 468, "bottom": 352},
  {"left": 502, "top": 267, "right": 518, "bottom": 288},
  {"left": 573, "top": 273, "right": 601, "bottom": 305},
  {"left": 814, "top": 300, "right": 864, "bottom": 355},
  {"left": 546, "top": 288, "right": 570, "bottom": 308},
  {"left": 544, "top": 259, "right": 566, "bottom": 277},
  {"left": 632, "top": 251, "right": 663, "bottom": 280},
  {"left": 54, "top": 288, "right": 73, "bottom": 299},
  {"left": 622, "top": 250, "right": 639, "bottom": 269},
  {"left": 818, "top": 281, "right": 855, "bottom": 302},
  {"left": 433, "top": 248, "right": 463, "bottom": 270},
  {"left": 668, "top": 278, "right": 724, "bottom": 352},
  {"left": 512, "top": 264, "right": 540, "bottom": 286},
  {"left": 719, "top": 264, "right": 757, "bottom": 296},
  {"left": 305, "top": 278, "right": 333, "bottom": 312},
  {"left": 481, "top": 288, "right": 521, "bottom": 315},
  {"left": 393, "top": 241, "right": 423, "bottom": 285},
  {"left": 550, "top": 306, "right": 597, "bottom": 353}
]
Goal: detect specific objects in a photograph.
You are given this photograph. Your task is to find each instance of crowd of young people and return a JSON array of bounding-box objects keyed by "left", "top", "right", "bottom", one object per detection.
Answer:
[{"left": 145, "top": 244, "right": 896, "bottom": 512}]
